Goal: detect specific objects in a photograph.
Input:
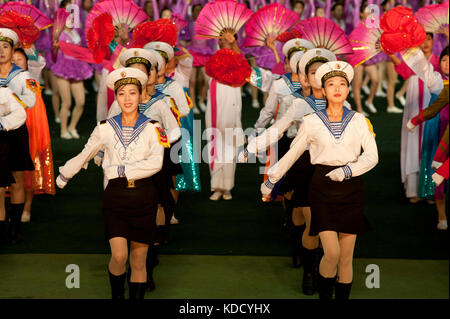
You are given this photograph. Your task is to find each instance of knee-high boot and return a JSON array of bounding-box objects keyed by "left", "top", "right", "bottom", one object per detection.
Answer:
[
  {"left": 302, "top": 248, "right": 317, "bottom": 295},
  {"left": 9, "top": 203, "right": 24, "bottom": 244},
  {"left": 145, "top": 244, "right": 159, "bottom": 291},
  {"left": 318, "top": 273, "right": 336, "bottom": 300},
  {"left": 291, "top": 224, "right": 305, "bottom": 268},
  {"left": 335, "top": 282, "right": 352, "bottom": 300},
  {"left": 129, "top": 282, "right": 146, "bottom": 300},
  {"left": 108, "top": 268, "right": 126, "bottom": 299}
]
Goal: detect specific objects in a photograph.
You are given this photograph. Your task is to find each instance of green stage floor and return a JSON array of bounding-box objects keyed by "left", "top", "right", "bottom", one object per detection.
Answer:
[{"left": 0, "top": 254, "right": 447, "bottom": 299}]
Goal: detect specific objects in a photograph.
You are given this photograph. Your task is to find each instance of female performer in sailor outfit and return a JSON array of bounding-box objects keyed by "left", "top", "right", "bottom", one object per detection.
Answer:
[
  {"left": 56, "top": 67, "right": 165, "bottom": 300},
  {"left": 0, "top": 28, "right": 36, "bottom": 244},
  {"left": 241, "top": 48, "right": 340, "bottom": 295},
  {"left": 263, "top": 61, "right": 378, "bottom": 300}
]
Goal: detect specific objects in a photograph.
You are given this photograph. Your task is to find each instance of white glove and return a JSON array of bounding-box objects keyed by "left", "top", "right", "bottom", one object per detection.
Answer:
[
  {"left": 431, "top": 161, "right": 443, "bottom": 171},
  {"left": 237, "top": 149, "right": 248, "bottom": 163},
  {"left": 56, "top": 175, "right": 68, "bottom": 189},
  {"left": 326, "top": 168, "right": 346, "bottom": 182},
  {"left": 260, "top": 178, "right": 275, "bottom": 198},
  {"left": 94, "top": 151, "right": 104, "bottom": 167},
  {"left": 432, "top": 172, "right": 445, "bottom": 187},
  {"left": 406, "top": 119, "right": 416, "bottom": 132}
]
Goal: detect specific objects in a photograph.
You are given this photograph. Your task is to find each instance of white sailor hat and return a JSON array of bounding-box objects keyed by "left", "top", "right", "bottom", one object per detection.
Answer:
[
  {"left": 299, "top": 48, "right": 336, "bottom": 76},
  {"left": 0, "top": 28, "right": 19, "bottom": 46},
  {"left": 144, "top": 41, "right": 174, "bottom": 62},
  {"left": 289, "top": 51, "right": 306, "bottom": 74},
  {"left": 314, "top": 61, "right": 354, "bottom": 87},
  {"left": 119, "top": 48, "right": 158, "bottom": 71},
  {"left": 282, "top": 38, "right": 314, "bottom": 60},
  {"left": 145, "top": 48, "right": 164, "bottom": 72},
  {"left": 106, "top": 67, "right": 148, "bottom": 91}
]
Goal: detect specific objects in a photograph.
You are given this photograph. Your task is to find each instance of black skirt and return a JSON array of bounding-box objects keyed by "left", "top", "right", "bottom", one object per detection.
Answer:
[
  {"left": 308, "top": 164, "right": 371, "bottom": 236},
  {"left": 0, "top": 132, "right": 15, "bottom": 187},
  {"left": 102, "top": 177, "right": 159, "bottom": 245},
  {"left": 5, "top": 123, "right": 34, "bottom": 172},
  {"left": 164, "top": 140, "right": 183, "bottom": 177},
  {"left": 279, "top": 151, "right": 315, "bottom": 207}
]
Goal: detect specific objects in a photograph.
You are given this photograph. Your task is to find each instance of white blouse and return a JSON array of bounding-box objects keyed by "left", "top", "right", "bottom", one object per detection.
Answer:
[
  {"left": 247, "top": 96, "right": 326, "bottom": 154},
  {"left": 268, "top": 108, "right": 378, "bottom": 183},
  {"left": 59, "top": 114, "right": 164, "bottom": 182},
  {"left": 156, "top": 78, "right": 190, "bottom": 118},
  {"left": 0, "top": 87, "right": 27, "bottom": 131},
  {"left": 1, "top": 69, "right": 36, "bottom": 108},
  {"left": 254, "top": 74, "right": 301, "bottom": 133}
]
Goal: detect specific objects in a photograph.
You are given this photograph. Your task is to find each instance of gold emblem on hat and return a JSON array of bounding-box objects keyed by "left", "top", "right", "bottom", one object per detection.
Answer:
[
  {"left": 156, "top": 44, "right": 160, "bottom": 48},
  {"left": 316, "top": 50, "right": 321, "bottom": 55},
  {"left": 121, "top": 71, "right": 126, "bottom": 78},
  {"left": 336, "top": 64, "right": 341, "bottom": 69},
  {"left": 134, "top": 50, "right": 139, "bottom": 56},
  {"left": 295, "top": 40, "right": 300, "bottom": 45}
]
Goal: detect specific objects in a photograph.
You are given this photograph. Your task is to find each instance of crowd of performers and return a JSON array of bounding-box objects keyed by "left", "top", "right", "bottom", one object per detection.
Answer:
[{"left": 0, "top": 0, "right": 448, "bottom": 300}]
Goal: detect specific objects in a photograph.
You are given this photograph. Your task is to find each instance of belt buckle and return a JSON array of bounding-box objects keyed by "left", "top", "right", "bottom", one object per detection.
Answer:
[{"left": 127, "top": 180, "right": 136, "bottom": 188}]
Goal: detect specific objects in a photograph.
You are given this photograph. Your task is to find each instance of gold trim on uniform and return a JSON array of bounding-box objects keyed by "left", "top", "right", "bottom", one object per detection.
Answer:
[
  {"left": 305, "top": 56, "right": 330, "bottom": 70},
  {"left": 287, "top": 46, "right": 307, "bottom": 59},
  {"left": 321, "top": 70, "right": 348, "bottom": 84},
  {"left": 0, "top": 36, "right": 13, "bottom": 45},
  {"left": 12, "top": 93, "right": 27, "bottom": 108},
  {"left": 156, "top": 50, "right": 169, "bottom": 61},
  {"left": 114, "top": 78, "right": 141, "bottom": 91},
  {"left": 126, "top": 57, "right": 150, "bottom": 68}
]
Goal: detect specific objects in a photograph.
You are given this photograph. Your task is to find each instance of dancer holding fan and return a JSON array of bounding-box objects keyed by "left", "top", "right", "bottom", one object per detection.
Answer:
[{"left": 195, "top": 0, "right": 253, "bottom": 200}]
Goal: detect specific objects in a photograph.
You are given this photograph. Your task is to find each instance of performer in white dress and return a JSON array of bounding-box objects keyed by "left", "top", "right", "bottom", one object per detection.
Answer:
[
  {"left": 262, "top": 61, "right": 378, "bottom": 300},
  {"left": 56, "top": 67, "right": 165, "bottom": 300}
]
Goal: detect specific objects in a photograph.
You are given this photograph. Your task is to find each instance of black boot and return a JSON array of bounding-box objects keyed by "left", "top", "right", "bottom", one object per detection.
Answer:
[
  {"left": 335, "top": 281, "right": 352, "bottom": 300},
  {"left": 318, "top": 274, "right": 336, "bottom": 300},
  {"left": 129, "top": 282, "right": 146, "bottom": 300},
  {"left": 291, "top": 224, "right": 305, "bottom": 268},
  {"left": 283, "top": 197, "right": 294, "bottom": 231},
  {"left": 302, "top": 248, "right": 317, "bottom": 295},
  {"left": 145, "top": 245, "right": 159, "bottom": 291},
  {"left": 8, "top": 203, "right": 24, "bottom": 244},
  {"left": 108, "top": 268, "right": 126, "bottom": 299},
  {"left": 0, "top": 220, "right": 8, "bottom": 244}
]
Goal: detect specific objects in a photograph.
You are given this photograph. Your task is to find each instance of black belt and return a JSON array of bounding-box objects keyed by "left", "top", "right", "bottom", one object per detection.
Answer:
[{"left": 108, "top": 177, "right": 153, "bottom": 189}]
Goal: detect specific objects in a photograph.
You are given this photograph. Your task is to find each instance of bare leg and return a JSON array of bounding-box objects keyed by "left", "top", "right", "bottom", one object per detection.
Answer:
[
  {"left": 10, "top": 171, "right": 25, "bottom": 204},
  {"left": 302, "top": 207, "right": 319, "bottom": 250},
  {"left": 397, "top": 78, "right": 408, "bottom": 97},
  {"left": 67, "top": 81, "right": 86, "bottom": 132},
  {"left": 108, "top": 237, "right": 128, "bottom": 276},
  {"left": 352, "top": 65, "right": 364, "bottom": 113},
  {"left": 386, "top": 61, "right": 398, "bottom": 107},
  {"left": 198, "top": 67, "right": 208, "bottom": 105},
  {"left": 23, "top": 189, "right": 34, "bottom": 213},
  {"left": 49, "top": 72, "right": 60, "bottom": 120},
  {"left": 129, "top": 241, "right": 149, "bottom": 283},
  {"left": 436, "top": 199, "right": 447, "bottom": 222},
  {"left": 365, "top": 64, "right": 379, "bottom": 105},
  {"left": 318, "top": 230, "right": 340, "bottom": 278},
  {"left": 57, "top": 77, "right": 72, "bottom": 135},
  {"left": 189, "top": 67, "right": 198, "bottom": 109},
  {"left": 337, "top": 233, "right": 357, "bottom": 284},
  {"left": 377, "top": 61, "right": 386, "bottom": 93},
  {"left": 292, "top": 207, "right": 305, "bottom": 226}
]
